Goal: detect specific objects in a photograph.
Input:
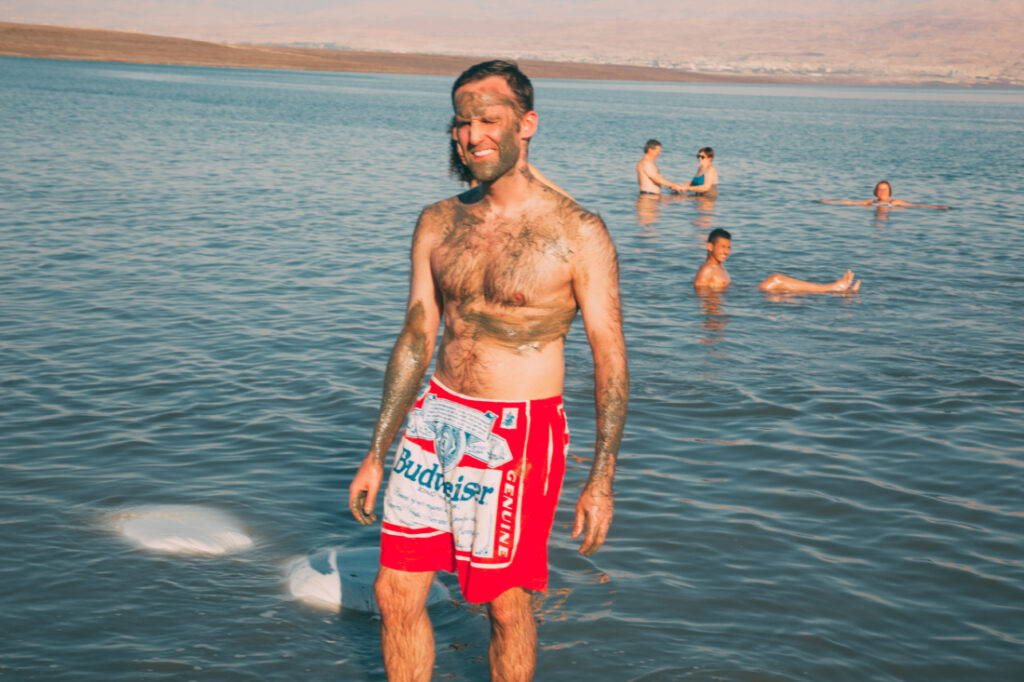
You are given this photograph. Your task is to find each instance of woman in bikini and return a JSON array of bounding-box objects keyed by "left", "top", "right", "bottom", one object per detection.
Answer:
[{"left": 677, "top": 147, "right": 718, "bottom": 199}]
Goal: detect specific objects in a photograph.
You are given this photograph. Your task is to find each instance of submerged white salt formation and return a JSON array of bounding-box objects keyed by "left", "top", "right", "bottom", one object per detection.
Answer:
[
  {"left": 286, "top": 546, "right": 449, "bottom": 613},
  {"left": 112, "top": 504, "right": 254, "bottom": 556}
]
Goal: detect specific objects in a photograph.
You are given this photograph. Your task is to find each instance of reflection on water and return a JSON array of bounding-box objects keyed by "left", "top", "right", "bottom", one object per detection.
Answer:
[
  {"left": 759, "top": 287, "right": 862, "bottom": 303},
  {"left": 634, "top": 192, "right": 661, "bottom": 232},
  {"left": 874, "top": 203, "right": 893, "bottom": 225},
  {"left": 634, "top": 192, "right": 716, "bottom": 235},
  {"left": 696, "top": 290, "right": 729, "bottom": 344},
  {"left": 691, "top": 194, "right": 717, "bottom": 230}
]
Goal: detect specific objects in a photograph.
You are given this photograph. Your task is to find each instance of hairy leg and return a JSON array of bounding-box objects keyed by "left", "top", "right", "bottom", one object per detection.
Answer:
[
  {"left": 487, "top": 587, "right": 537, "bottom": 682},
  {"left": 375, "top": 566, "right": 437, "bottom": 682},
  {"left": 758, "top": 269, "right": 857, "bottom": 294}
]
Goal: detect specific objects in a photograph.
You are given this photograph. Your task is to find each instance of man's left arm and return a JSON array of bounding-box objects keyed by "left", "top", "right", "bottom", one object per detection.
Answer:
[{"left": 571, "top": 214, "right": 629, "bottom": 556}]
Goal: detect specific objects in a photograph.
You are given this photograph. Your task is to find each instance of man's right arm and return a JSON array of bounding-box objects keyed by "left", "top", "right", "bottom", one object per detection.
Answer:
[{"left": 349, "top": 210, "right": 442, "bottom": 525}]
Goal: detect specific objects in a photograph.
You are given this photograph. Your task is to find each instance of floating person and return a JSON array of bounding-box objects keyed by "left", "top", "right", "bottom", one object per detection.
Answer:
[
  {"left": 350, "top": 60, "right": 628, "bottom": 681},
  {"left": 449, "top": 117, "right": 573, "bottom": 199},
  {"left": 636, "top": 138, "right": 687, "bottom": 195},
  {"left": 694, "top": 228, "right": 861, "bottom": 294},
  {"left": 818, "top": 180, "right": 949, "bottom": 209},
  {"left": 675, "top": 147, "right": 718, "bottom": 199}
]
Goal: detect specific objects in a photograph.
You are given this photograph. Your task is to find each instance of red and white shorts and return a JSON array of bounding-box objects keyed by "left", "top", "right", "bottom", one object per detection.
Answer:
[{"left": 380, "top": 377, "right": 568, "bottom": 604}]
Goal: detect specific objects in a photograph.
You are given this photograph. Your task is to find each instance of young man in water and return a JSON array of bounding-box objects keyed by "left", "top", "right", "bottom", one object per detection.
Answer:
[
  {"left": 636, "top": 139, "right": 685, "bottom": 195},
  {"left": 349, "top": 60, "right": 628, "bottom": 682},
  {"left": 694, "top": 228, "right": 861, "bottom": 293}
]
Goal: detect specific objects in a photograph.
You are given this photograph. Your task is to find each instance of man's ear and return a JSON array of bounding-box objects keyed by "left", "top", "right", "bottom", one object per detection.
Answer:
[{"left": 519, "top": 111, "right": 538, "bottom": 140}]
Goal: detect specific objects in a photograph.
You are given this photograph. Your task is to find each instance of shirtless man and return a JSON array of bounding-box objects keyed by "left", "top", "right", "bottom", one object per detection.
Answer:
[
  {"left": 694, "top": 228, "right": 861, "bottom": 294},
  {"left": 349, "top": 60, "right": 628, "bottom": 682},
  {"left": 693, "top": 228, "right": 733, "bottom": 290},
  {"left": 819, "top": 180, "right": 950, "bottom": 209},
  {"left": 636, "top": 139, "right": 685, "bottom": 194}
]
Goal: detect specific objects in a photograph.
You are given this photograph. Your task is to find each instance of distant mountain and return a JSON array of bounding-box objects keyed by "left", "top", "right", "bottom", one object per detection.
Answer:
[{"left": 2, "top": 1, "right": 1020, "bottom": 84}]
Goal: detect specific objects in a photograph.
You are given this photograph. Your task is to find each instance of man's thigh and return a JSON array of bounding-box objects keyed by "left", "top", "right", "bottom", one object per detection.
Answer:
[{"left": 375, "top": 566, "right": 437, "bottom": 612}]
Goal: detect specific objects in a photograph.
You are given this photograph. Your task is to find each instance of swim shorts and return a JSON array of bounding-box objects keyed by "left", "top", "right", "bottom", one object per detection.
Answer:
[{"left": 380, "top": 377, "right": 568, "bottom": 604}]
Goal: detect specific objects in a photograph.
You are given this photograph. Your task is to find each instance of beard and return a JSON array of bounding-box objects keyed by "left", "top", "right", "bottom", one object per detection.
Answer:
[{"left": 465, "top": 127, "right": 521, "bottom": 184}]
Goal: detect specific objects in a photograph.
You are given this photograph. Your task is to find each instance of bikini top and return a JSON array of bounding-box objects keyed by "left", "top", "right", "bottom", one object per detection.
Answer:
[{"left": 691, "top": 173, "right": 705, "bottom": 186}]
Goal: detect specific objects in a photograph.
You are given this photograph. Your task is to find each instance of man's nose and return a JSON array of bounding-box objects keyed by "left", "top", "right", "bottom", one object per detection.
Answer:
[{"left": 468, "top": 120, "right": 486, "bottom": 145}]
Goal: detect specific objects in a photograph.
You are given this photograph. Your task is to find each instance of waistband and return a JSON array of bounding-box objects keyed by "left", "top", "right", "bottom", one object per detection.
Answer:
[{"left": 429, "top": 376, "right": 563, "bottom": 410}]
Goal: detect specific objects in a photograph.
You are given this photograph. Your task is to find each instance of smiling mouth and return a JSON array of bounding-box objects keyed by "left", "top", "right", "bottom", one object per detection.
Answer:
[{"left": 470, "top": 149, "right": 495, "bottom": 158}]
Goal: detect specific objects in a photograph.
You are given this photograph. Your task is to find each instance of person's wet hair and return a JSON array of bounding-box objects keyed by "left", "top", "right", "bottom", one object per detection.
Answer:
[
  {"left": 645, "top": 139, "right": 662, "bottom": 152},
  {"left": 874, "top": 180, "right": 891, "bottom": 197},
  {"left": 699, "top": 147, "right": 714, "bottom": 159},
  {"left": 708, "top": 228, "right": 731, "bottom": 244},
  {"left": 451, "top": 60, "right": 534, "bottom": 116}
]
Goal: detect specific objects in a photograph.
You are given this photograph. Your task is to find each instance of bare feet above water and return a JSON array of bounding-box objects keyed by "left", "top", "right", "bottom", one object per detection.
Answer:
[{"left": 830, "top": 270, "right": 861, "bottom": 292}]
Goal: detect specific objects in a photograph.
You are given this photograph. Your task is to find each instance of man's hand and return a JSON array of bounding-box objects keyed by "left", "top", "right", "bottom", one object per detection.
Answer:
[
  {"left": 572, "top": 483, "right": 614, "bottom": 556},
  {"left": 349, "top": 457, "right": 384, "bottom": 525}
]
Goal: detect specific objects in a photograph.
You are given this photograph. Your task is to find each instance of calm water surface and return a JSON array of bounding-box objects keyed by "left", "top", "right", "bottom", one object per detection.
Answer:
[{"left": 1, "top": 57, "right": 1023, "bottom": 681}]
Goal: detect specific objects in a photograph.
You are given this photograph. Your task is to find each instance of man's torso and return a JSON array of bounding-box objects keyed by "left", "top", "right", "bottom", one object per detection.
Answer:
[
  {"left": 636, "top": 158, "right": 660, "bottom": 194},
  {"left": 695, "top": 261, "right": 730, "bottom": 290},
  {"left": 422, "top": 185, "right": 589, "bottom": 399}
]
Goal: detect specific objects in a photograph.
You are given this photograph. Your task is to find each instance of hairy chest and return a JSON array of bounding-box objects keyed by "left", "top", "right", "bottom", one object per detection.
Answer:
[{"left": 433, "top": 220, "right": 574, "bottom": 308}]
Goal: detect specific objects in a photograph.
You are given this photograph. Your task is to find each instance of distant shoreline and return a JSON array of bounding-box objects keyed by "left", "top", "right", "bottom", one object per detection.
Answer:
[{"left": 0, "top": 22, "right": 1014, "bottom": 88}]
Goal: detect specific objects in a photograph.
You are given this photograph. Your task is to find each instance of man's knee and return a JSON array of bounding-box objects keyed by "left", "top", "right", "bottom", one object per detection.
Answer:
[
  {"left": 375, "top": 567, "right": 433, "bottom": 622},
  {"left": 488, "top": 587, "right": 533, "bottom": 630}
]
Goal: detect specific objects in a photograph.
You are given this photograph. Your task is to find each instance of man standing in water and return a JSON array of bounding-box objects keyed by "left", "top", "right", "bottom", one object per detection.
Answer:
[
  {"left": 349, "top": 60, "right": 629, "bottom": 681},
  {"left": 636, "top": 139, "right": 685, "bottom": 194}
]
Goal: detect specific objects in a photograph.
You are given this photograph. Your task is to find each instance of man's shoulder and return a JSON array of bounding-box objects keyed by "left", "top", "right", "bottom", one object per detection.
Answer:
[
  {"left": 419, "top": 189, "right": 480, "bottom": 223},
  {"left": 544, "top": 192, "right": 603, "bottom": 232},
  {"left": 692, "top": 260, "right": 716, "bottom": 280},
  {"left": 694, "top": 261, "right": 723, "bottom": 286}
]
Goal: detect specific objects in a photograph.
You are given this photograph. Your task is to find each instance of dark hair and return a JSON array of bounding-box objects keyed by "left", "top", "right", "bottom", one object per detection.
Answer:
[
  {"left": 707, "top": 228, "right": 731, "bottom": 244},
  {"left": 447, "top": 116, "right": 475, "bottom": 185},
  {"left": 699, "top": 147, "right": 714, "bottom": 159},
  {"left": 873, "top": 180, "right": 891, "bottom": 197},
  {"left": 645, "top": 139, "right": 662, "bottom": 152},
  {"left": 451, "top": 60, "right": 534, "bottom": 116}
]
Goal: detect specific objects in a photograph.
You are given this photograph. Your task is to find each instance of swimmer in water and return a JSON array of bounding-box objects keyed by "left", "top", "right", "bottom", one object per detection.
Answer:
[
  {"left": 819, "top": 180, "right": 949, "bottom": 209},
  {"left": 675, "top": 147, "right": 718, "bottom": 199},
  {"left": 694, "top": 228, "right": 861, "bottom": 294}
]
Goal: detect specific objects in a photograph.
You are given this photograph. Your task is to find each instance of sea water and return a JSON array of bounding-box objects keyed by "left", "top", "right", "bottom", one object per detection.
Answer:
[{"left": 1, "top": 57, "right": 1022, "bottom": 681}]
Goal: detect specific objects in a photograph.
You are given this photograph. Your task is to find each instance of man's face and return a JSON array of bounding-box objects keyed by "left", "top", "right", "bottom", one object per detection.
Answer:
[
  {"left": 707, "top": 237, "right": 731, "bottom": 264},
  {"left": 651, "top": 146, "right": 662, "bottom": 159},
  {"left": 453, "top": 76, "right": 534, "bottom": 184}
]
